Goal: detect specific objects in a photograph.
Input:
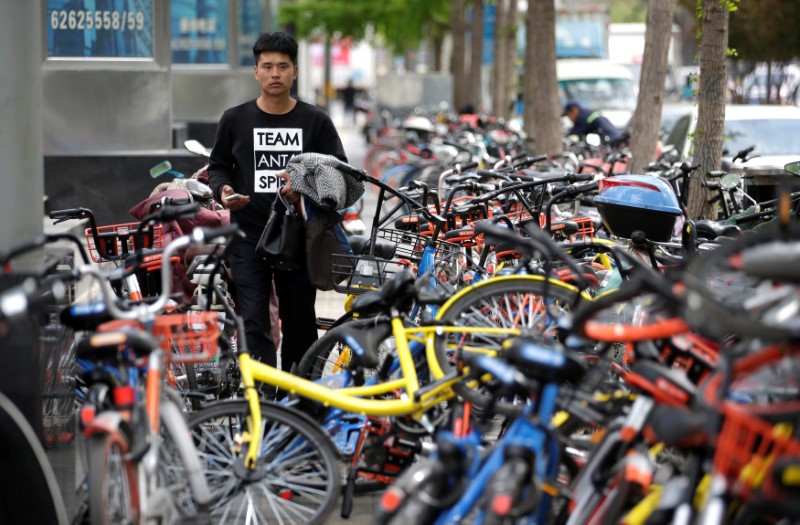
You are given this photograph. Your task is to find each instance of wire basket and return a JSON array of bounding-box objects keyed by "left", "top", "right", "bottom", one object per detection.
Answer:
[
  {"left": 85, "top": 223, "right": 163, "bottom": 263},
  {"left": 331, "top": 254, "right": 412, "bottom": 295},
  {"left": 151, "top": 311, "right": 220, "bottom": 364},
  {"left": 713, "top": 401, "right": 800, "bottom": 500},
  {"left": 377, "top": 228, "right": 461, "bottom": 264}
]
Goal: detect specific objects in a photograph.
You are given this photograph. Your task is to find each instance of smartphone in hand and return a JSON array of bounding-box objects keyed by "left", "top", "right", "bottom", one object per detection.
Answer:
[{"left": 224, "top": 193, "right": 243, "bottom": 201}]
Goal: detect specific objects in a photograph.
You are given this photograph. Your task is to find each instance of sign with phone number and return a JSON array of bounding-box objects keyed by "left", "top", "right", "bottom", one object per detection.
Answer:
[{"left": 47, "top": 0, "right": 153, "bottom": 58}]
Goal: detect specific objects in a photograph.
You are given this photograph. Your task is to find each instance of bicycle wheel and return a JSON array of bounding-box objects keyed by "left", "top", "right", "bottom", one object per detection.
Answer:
[
  {"left": 187, "top": 399, "right": 340, "bottom": 524},
  {"left": 684, "top": 224, "right": 800, "bottom": 341},
  {"left": 0, "top": 393, "right": 69, "bottom": 525},
  {"left": 86, "top": 431, "right": 139, "bottom": 525},
  {"left": 431, "top": 276, "right": 589, "bottom": 415},
  {"left": 295, "top": 319, "right": 395, "bottom": 382}
]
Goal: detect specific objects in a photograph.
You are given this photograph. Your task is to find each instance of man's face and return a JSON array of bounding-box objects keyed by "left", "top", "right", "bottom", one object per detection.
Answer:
[
  {"left": 254, "top": 51, "right": 297, "bottom": 97},
  {"left": 566, "top": 106, "right": 580, "bottom": 123}
]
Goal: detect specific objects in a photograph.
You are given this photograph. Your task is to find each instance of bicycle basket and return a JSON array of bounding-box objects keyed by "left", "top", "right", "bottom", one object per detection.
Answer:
[
  {"left": 377, "top": 228, "right": 460, "bottom": 264},
  {"left": 713, "top": 401, "right": 800, "bottom": 500},
  {"left": 85, "top": 222, "right": 163, "bottom": 263},
  {"left": 331, "top": 254, "right": 411, "bottom": 295},
  {"left": 151, "top": 311, "right": 219, "bottom": 364}
]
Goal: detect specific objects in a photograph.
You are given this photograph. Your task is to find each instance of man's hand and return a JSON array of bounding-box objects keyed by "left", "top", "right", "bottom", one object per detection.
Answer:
[
  {"left": 278, "top": 173, "right": 300, "bottom": 205},
  {"left": 220, "top": 185, "right": 250, "bottom": 211}
]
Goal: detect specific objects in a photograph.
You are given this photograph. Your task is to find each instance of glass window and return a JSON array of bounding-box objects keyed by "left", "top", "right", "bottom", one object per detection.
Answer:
[
  {"left": 171, "top": 0, "right": 228, "bottom": 65},
  {"left": 238, "top": 0, "right": 266, "bottom": 66},
  {"left": 558, "top": 78, "right": 636, "bottom": 112},
  {"left": 47, "top": 0, "right": 154, "bottom": 59},
  {"left": 724, "top": 119, "right": 800, "bottom": 157}
]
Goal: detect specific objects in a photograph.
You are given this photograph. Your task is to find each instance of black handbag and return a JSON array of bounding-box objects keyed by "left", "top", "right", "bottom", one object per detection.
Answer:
[{"left": 256, "top": 192, "right": 306, "bottom": 271}]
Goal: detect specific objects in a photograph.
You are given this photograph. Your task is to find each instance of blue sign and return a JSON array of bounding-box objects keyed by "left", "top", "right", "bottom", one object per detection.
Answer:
[
  {"left": 482, "top": 3, "right": 495, "bottom": 65},
  {"left": 47, "top": 0, "right": 154, "bottom": 59},
  {"left": 171, "top": 0, "right": 228, "bottom": 65}
]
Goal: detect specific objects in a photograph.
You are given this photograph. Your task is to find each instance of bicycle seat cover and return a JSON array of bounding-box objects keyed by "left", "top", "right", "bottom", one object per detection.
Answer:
[
  {"left": 348, "top": 235, "right": 397, "bottom": 260},
  {"left": 503, "top": 337, "right": 586, "bottom": 384}
]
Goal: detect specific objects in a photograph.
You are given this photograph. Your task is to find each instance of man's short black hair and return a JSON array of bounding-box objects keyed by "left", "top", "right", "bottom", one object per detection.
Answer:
[
  {"left": 253, "top": 32, "right": 298, "bottom": 65},
  {"left": 563, "top": 100, "right": 582, "bottom": 116}
]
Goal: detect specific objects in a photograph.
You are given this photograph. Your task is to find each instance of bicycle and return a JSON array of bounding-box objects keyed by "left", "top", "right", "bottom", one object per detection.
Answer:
[{"left": 0, "top": 225, "right": 251, "bottom": 524}]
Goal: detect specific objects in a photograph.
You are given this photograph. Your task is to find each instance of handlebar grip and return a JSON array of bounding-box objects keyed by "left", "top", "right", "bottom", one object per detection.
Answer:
[
  {"left": 0, "top": 274, "right": 70, "bottom": 320},
  {"left": 154, "top": 202, "right": 201, "bottom": 222},
  {"left": 568, "top": 173, "right": 596, "bottom": 183},
  {"left": 476, "top": 168, "right": 500, "bottom": 179},
  {"left": 193, "top": 224, "right": 244, "bottom": 244},
  {"left": 161, "top": 197, "right": 193, "bottom": 207},
  {"left": 49, "top": 207, "right": 91, "bottom": 221},
  {"left": 555, "top": 181, "right": 598, "bottom": 198},
  {"left": 453, "top": 161, "right": 479, "bottom": 174},
  {"left": 335, "top": 160, "right": 368, "bottom": 179}
]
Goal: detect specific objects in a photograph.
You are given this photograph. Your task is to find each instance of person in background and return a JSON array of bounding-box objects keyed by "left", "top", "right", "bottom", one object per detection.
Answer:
[
  {"left": 341, "top": 79, "right": 359, "bottom": 125},
  {"left": 563, "top": 100, "right": 624, "bottom": 145},
  {"left": 208, "top": 32, "right": 347, "bottom": 376}
]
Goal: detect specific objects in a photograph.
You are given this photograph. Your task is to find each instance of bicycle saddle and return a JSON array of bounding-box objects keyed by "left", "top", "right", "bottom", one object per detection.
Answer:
[
  {"left": 695, "top": 220, "right": 742, "bottom": 240},
  {"left": 646, "top": 405, "right": 712, "bottom": 448},
  {"left": 349, "top": 270, "right": 416, "bottom": 316}
]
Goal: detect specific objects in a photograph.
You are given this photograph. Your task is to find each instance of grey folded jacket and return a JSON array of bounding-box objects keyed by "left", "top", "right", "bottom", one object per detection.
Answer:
[{"left": 285, "top": 153, "right": 364, "bottom": 211}]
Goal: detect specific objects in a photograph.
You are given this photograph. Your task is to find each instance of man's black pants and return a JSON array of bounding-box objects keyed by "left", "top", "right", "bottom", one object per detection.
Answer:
[{"left": 230, "top": 235, "right": 318, "bottom": 371}]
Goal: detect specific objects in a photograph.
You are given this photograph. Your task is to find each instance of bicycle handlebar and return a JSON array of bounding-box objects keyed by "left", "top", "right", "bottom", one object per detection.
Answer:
[
  {"left": 0, "top": 225, "right": 244, "bottom": 323},
  {"left": 0, "top": 232, "right": 92, "bottom": 268}
]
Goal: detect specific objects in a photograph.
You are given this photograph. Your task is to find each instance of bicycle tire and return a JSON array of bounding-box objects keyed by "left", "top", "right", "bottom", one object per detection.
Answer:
[
  {"left": 158, "top": 397, "right": 212, "bottom": 517},
  {"left": 0, "top": 393, "right": 69, "bottom": 525},
  {"left": 432, "top": 276, "right": 589, "bottom": 416},
  {"left": 187, "top": 399, "right": 340, "bottom": 524},
  {"left": 86, "top": 431, "right": 139, "bottom": 525},
  {"left": 684, "top": 224, "right": 800, "bottom": 341},
  {"left": 295, "top": 320, "right": 395, "bottom": 382}
]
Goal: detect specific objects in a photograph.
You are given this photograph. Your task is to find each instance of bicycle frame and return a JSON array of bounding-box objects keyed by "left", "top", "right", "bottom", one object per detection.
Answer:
[
  {"left": 236, "top": 320, "right": 520, "bottom": 469},
  {"left": 435, "top": 383, "right": 564, "bottom": 524}
]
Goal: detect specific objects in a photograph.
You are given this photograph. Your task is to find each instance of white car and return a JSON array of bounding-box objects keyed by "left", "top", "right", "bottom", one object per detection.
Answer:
[
  {"left": 665, "top": 104, "right": 800, "bottom": 170},
  {"left": 557, "top": 58, "right": 637, "bottom": 130}
]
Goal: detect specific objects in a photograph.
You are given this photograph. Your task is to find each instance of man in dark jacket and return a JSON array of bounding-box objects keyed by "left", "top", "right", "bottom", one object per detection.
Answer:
[
  {"left": 563, "top": 100, "right": 624, "bottom": 145},
  {"left": 208, "top": 32, "right": 347, "bottom": 373}
]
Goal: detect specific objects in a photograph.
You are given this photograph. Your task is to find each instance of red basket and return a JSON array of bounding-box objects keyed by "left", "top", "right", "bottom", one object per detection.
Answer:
[
  {"left": 85, "top": 223, "right": 163, "bottom": 263},
  {"left": 713, "top": 401, "right": 800, "bottom": 500},
  {"left": 151, "top": 311, "right": 219, "bottom": 364}
]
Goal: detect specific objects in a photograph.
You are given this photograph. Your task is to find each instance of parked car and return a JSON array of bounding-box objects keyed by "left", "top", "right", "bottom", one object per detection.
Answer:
[{"left": 664, "top": 104, "right": 800, "bottom": 170}]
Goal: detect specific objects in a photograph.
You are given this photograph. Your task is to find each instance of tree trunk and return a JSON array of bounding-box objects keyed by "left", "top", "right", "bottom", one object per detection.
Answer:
[
  {"left": 433, "top": 32, "right": 444, "bottom": 72},
  {"left": 629, "top": 0, "right": 676, "bottom": 174},
  {"left": 451, "top": 0, "right": 468, "bottom": 113},
  {"left": 685, "top": 0, "right": 730, "bottom": 220},
  {"left": 523, "top": 0, "right": 562, "bottom": 155},
  {"left": 492, "top": 0, "right": 508, "bottom": 116},
  {"left": 501, "top": 0, "right": 517, "bottom": 120},
  {"left": 468, "top": 0, "right": 484, "bottom": 111}
]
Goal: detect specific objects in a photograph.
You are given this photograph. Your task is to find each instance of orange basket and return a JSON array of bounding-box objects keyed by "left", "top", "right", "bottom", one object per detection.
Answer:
[
  {"left": 713, "top": 401, "right": 800, "bottom": 500},
  {"left": 85, "top": 223, "right": 163, "bottom": 263},
  {"left": 151, "top": 311, "right": 219, "bottom": 364}
]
